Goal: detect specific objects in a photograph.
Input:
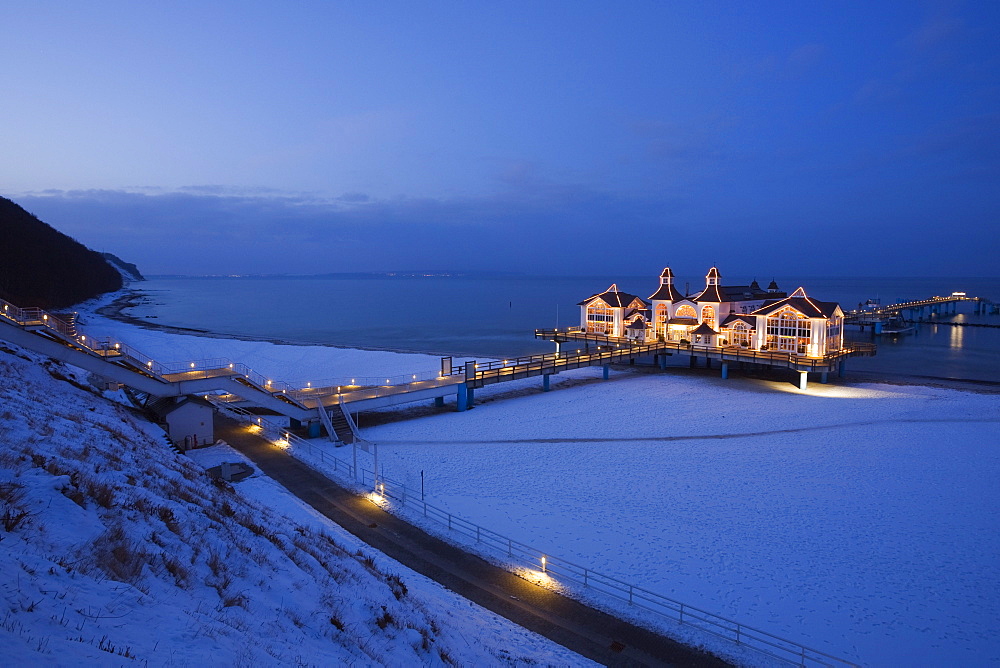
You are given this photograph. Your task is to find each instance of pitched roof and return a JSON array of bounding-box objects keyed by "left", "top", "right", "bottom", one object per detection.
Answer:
[
  {"left": 692, "top": 283, "right": 725, "bottom": 302},
  {"left": 578, "top": 284, "right": 647, "bottom": 308},
  {"left": 667, "top": 317, "right": 699, "bottom": 325},
  {"left": 148, "top": 395, "right": 214, "bottom": 418},
  {"left": 649, "top": 283, "right": 684, "bottom": 301},
  {"left": 691, "top": 323, "right": 717, "bottom": 335},
  {"left": 648, "top": 267, "right": 685, "bottom": 301},
  {"left": 626, "top": 319, "right": 647, "bottom": 330},
  {"left": 750, "top": 287, "right": 842, "bottom": 318},
  {"left": 721, "top": 313, "right": 757, "bottom": 328}
]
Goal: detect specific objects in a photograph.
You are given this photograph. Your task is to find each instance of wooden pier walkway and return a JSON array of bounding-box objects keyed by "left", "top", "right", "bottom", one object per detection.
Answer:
[{"left": 1, "top": 294, "right": 876, "bottom": 433}]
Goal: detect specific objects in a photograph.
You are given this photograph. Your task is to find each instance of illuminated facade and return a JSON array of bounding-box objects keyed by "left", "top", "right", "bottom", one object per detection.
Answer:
[{"left": 578, "top": 267, "right": 845, "bottom": 358}]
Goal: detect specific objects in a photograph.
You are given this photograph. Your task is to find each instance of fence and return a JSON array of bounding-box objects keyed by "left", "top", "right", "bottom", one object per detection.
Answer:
[{"left": 221, "top": 405, "right": 858, "bottom": 668}]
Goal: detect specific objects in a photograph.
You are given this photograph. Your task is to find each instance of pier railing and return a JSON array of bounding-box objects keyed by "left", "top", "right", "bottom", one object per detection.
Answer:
[{"left": 533, "top": 330, "right": 876, "bottom": 369}]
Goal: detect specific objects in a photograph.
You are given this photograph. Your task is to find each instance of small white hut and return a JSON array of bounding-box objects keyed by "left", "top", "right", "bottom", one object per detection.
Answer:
[{"left": 149, "top": 395, "right": 215, "bottom": 450}]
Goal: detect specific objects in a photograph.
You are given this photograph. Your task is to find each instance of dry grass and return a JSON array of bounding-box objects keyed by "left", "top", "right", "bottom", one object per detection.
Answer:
[
  {"left": 89, "top": 524, "right": 151, "bottom": 583},
  {"left": 0, "top": 482, "right": 31, "bottom": 532}
]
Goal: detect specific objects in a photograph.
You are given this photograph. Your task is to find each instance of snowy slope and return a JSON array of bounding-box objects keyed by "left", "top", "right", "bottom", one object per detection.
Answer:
[{"left": 0, "top": 341, "right": 591, "bottom": 666}]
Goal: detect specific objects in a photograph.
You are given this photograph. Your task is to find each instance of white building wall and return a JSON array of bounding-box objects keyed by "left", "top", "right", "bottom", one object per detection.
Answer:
[{"left": 166, "top": 404, "right": 214, "bottom": 447}]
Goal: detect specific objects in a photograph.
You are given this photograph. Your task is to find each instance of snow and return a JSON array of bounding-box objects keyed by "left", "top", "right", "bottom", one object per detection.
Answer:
[
  {"left": 11, "top": 291, "right": 996, "bottom": 666},
  {"left": 0, "top": 340, "right": 593, "bottom": 666},
  {"left": 359, "top": 371, "right": 1000, "bottom": 667}
]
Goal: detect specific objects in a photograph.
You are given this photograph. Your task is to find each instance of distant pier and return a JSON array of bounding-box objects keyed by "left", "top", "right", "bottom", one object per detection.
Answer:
[{"left": 845, "top": 293, "right": 996, "bottom": 334}]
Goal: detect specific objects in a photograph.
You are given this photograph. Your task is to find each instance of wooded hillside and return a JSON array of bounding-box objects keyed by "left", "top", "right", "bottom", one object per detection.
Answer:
[{"left": 0, "top": 196, "right": 123, "bottom": 309}]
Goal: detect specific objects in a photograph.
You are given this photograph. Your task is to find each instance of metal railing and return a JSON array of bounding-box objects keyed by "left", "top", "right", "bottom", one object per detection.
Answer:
[
  {"left": 1, "top": 297, "right": 305, "bottom": 403},
  {"left": 534, "top": 329, "right": 877, "bottom": 367},
  {"left": 224, "top": 405, "right": 857, "bottom": 668},
  {"left": 361, "top": 473, "right": 857, "bottom": 667},
  {"left": 222, "top": 406, "right": 357, "bottom": 479}
]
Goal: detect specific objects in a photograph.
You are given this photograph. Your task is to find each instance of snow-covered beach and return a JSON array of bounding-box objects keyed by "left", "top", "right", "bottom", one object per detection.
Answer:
[{"left": 7, "top": 292, "right": 997, "bottom": 666}]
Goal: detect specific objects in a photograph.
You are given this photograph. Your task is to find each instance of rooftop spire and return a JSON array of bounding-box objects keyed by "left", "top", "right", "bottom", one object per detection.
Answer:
[{"left": 706, "top": 266, "right": 720, "bottom": 286}]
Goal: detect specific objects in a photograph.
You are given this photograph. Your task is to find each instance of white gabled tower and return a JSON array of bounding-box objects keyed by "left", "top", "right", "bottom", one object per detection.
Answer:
[{"left": 648, "top": 267, "right": 684, "bottom": 340}]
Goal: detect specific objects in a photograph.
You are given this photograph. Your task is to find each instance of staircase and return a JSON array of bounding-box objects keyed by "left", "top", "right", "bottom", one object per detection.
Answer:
[{"left": 327, "top": 404, "right": 355, "bottom": 444}]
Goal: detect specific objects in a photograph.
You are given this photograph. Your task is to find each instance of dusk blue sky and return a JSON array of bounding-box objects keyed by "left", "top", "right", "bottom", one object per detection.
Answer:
[{"left": 3, "top": 2, "right": 998, "bottom": 277}]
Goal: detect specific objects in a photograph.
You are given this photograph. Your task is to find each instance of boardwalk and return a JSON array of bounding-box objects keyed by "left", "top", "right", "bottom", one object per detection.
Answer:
[
  {"left": 1, "top": 295, "right": 878, "bottom": 424},
  {"left": 215, "top": 415, "right": 731, "bottom": 668}
]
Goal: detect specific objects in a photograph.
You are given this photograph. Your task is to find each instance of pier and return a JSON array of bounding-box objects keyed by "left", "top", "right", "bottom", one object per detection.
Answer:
[
  {"left": 845, "top": 293, "right": 995, "bottom": 333},
  {"left": 2, "top": 295, "right": 875, "bottom": 443},
  {"left": 534, "top": 329, "right": 876, "bottom": 390}
]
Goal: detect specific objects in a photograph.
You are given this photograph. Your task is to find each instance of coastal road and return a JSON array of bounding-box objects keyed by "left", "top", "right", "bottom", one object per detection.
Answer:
[{"left": 215, "top": 416, "right": 730, "bottom": 668}]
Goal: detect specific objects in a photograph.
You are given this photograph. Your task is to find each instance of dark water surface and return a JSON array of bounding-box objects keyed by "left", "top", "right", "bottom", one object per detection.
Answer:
[{"left": 119, "top": 275, "right": 1000, "bottom": 382}]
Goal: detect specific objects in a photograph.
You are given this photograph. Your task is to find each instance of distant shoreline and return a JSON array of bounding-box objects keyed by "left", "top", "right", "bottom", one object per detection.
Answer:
[{"left": 92, "top": 288, "right": 1000, "bottom": 395}]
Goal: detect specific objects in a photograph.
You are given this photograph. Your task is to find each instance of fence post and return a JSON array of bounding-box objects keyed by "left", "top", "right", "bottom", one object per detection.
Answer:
[
  {"left": 476, "top": 526, "right": 480, "bottom": 542},
  {"left": 628, "top": 585, "right": 633, "bottom": 604},
  {"left": 679, "top": 603, "right": 684, "bottom": 623},
  {"left": 583, "top": 568, "right": 588, "bottom": 586}
]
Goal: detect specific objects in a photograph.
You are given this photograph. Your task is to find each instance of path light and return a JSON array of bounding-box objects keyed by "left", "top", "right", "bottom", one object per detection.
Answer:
[
  {"left": 306, "top": 382, "right": 311, "bottom": 388},
  {"left": 146, "top": 361, "right": 152, "bottom": 368},
  {"left": 541, "top": 555, "right": 547, "bottom": 572}
]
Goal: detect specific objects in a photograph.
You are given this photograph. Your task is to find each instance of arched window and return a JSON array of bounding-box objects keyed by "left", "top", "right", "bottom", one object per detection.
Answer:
[
  {"left": 675, "top": 304, "right": 696, "bottom": 319},
  {"left": 731, "top": 322, "right": 751, "bottom": 347},
  {"left": 586, "top": 301, "right": 614, "bottom": 333},
  {"left": 701, "top": 305, "right": 715, "bottom": 329},
  {"left": 655, "top": 304, "right": 668, "bottom": 338}
]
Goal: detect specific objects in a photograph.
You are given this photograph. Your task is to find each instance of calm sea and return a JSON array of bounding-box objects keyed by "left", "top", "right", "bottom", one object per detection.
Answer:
[{"left": 117, "top": 275, "right": 1000, "bottom": 383}]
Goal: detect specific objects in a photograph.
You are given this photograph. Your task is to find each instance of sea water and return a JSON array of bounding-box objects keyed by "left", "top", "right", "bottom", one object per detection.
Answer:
[{"left": 117, "top": 275, "right": 1000, "bottom": 382}]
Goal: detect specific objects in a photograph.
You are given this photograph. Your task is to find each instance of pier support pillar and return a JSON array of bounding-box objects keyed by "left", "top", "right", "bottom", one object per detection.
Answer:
[
  {"left": 838, "top": 360, "right": 846, "bottom": 378},
  {"left": 434, "top": 396, "right": 445, "bottom": 407},
  {"left": 798, "top": 371, "right": 809, "bottom": 391},
  {"left": 542, "top": 374, "right": 551, "bottom": 392},
  {"left": 874, "top": 321, "right": 883, "bottom": 334},
  {"left": 456, "top": 383, "right": 471, "bottom": 412},
  {"left": 721, "top": 362, "right": 729, "bottom": 380},
  {"left": 602, "top": 365, "right": 610, "bottom": 380},
  {"left": 308, "top": 421, "right": 321, "bottom": 438},
  {"left": 821, "top": 371, "right": 829, "bottom": 384},
  {"left": 659, "top": 356, "right": 667, "bottom": 370},
  {"left": 705, "top": 357, "right": 712, "bottom": 369},
  {"left": 689, "top": 356, "right": 697, "bottom": 368}
]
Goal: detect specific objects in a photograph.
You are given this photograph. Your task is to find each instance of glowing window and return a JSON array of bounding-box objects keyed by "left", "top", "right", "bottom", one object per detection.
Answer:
[
  {"left": 701, "top": 305, "right": 715, "bottom": 329},
  {"left": 675, "top": 304, "right": 696, "bottom": 319}
]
